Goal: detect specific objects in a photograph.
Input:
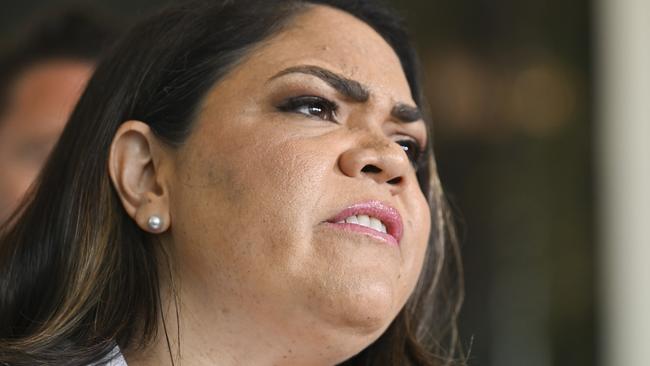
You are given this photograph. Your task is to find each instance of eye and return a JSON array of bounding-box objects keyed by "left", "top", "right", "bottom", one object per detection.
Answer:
[
  {"left": 396, "top": 139, "right": 425, "bottom": 169},
  {"left": 277, "top": 96, "right": 338, "bottom": 122}
]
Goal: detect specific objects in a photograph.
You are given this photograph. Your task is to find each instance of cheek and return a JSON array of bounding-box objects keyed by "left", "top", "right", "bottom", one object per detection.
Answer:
[
  {"left": 169, "top": 129, "right": 334, "bottom": 288},
  {"left": 400, "top": 197, "right": 431, "bottom": 299}
]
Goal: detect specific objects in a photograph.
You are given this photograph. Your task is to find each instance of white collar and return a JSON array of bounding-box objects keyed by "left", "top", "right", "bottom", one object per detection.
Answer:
[{"left": 92, "top": 346, "right": 127, "bottom": 366}]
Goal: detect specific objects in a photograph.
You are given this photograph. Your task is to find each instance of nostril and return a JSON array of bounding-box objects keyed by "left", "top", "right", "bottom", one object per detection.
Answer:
[
  {"left": 361, "top": 164, "right": 402, "bottom": 185},
  {"left": 361, "top": 164, "right": 381, "bottom": 173}
]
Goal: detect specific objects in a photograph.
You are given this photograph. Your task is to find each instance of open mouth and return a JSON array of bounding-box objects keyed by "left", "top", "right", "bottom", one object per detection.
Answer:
[
  {"left": 326, "top": 200, "right": 403, "bottom": 246},
  {"left": 335, "top": 214, "right": 388, "bottom": 233}
]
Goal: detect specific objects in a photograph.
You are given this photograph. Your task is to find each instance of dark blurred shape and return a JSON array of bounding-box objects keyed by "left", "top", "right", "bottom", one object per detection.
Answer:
[{"left": 0, "top": 5, "right": 119, "bottom": 223}]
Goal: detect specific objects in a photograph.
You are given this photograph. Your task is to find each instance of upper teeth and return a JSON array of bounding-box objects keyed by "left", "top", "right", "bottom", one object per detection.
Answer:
[{"left": 337, "top": 215, "right": 387, "bottom": 234}]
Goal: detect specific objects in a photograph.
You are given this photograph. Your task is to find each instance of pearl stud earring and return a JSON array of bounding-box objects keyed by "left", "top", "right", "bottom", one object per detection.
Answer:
[{"left": 147, "top": 215, "right": 163, "bottom": 231}]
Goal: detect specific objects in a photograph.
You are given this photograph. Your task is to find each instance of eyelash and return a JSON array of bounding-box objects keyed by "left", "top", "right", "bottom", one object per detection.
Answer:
[
  {"left": 397, "top": 139, "right": 426, "bottom": 170},
  {"left": 277, "top": 95, "right": 338, "bottom": 122},
  {"left": 277, "top": 95, "right": 426, "bottom": 169}
]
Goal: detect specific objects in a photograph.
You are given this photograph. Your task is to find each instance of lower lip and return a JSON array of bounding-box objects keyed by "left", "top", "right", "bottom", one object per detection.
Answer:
[{"left": 324, "top": 222, "right": 399, "bottom": 247}]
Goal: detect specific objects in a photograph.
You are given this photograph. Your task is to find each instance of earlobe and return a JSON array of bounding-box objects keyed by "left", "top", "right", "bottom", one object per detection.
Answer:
[{"left": 108, "top": 120, "right": 171, "bottom": 233}]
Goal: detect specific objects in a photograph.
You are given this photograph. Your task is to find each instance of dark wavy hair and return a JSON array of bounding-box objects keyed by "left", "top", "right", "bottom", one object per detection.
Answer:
[{"left": 0, "top": 1, "right": 464, "bottom": 365}]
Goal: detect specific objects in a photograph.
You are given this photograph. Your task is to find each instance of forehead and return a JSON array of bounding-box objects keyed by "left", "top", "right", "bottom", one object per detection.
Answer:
[{"left": 230, "top": 5, "right": 413, "bottom": 103}]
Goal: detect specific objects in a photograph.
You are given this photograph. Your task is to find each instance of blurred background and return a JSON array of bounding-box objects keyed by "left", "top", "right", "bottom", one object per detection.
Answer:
[
  {"left": 404, "top": 1, "right": 595, "bottom": 365},
  {"left": 1, "top": 1, "right": 647, "bottom": 366}
]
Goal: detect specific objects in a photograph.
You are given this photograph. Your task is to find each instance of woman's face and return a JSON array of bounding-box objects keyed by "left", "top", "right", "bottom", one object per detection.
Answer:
[{"left": 167, "top": 5, "right": 431, "bottom": 362}]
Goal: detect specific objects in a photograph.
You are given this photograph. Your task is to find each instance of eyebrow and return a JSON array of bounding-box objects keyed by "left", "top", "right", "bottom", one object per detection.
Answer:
[
  {"left": 269, "top": 65, "right": 423, "bottom": 123},
  {"left": 391, "top": 103, "right": 422, "bottom": 123}
]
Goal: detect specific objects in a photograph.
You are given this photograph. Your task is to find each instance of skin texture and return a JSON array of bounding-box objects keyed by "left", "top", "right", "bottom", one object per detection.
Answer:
[
  {"left": 109, "top": 5, "right": 431, "bottom": 366},
  {"left": 0, "top": 61, "right": 93, "bottom": 223}
]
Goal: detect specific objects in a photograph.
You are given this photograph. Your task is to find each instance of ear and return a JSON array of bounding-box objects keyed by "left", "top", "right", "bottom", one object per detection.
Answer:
[{"left": 108, "top": 120, "right": 171, "bottom": 233}]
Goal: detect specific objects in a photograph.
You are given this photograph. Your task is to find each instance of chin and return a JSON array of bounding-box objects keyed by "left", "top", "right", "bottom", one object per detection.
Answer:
[
  {"left": 314, "top": 290, "right": 397, "bottom": 365},
  {"left": 315, "top": 279, "right": 399, "bottom": 342},
  {"left": 279, "top": 273, "right": 405, "bottom": 364}
]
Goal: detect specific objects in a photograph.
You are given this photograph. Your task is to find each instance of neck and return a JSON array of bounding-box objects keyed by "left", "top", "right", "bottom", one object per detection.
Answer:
[{"left": 122, "top": 271, "right": 365, "bottom": 366}]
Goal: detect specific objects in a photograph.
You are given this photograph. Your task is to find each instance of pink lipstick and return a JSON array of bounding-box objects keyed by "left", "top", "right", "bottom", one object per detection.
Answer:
[{"left": 325, "top": 200, "right": 403, "bottom": 246}]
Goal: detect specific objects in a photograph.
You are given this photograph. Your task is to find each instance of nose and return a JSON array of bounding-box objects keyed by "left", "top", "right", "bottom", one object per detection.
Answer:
[{"left": 338, "top": 134, "right": 410, "bottom": 194}]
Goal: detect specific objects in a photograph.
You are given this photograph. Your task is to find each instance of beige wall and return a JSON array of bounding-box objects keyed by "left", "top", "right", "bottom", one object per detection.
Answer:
[{"left": 597, "top": 0, "right": 650, "bottom": 365}]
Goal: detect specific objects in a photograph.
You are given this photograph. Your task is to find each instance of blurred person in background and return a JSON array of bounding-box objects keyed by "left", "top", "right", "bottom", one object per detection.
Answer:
[{"left": 0, "top": 7, "right": 117, "bottom": 223}]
